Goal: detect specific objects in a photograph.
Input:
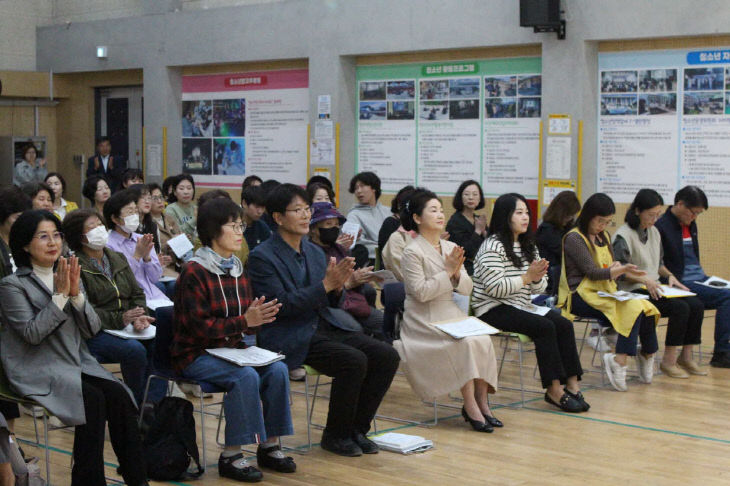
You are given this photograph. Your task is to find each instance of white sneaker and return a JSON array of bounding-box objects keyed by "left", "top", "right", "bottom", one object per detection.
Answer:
[
  {"left": 587, "top": 334, "right": 611, "bottom": 352},
  {"left": 178, "top": 382, "right": 213, "bottom": 398},
  {"left": 603, "top": 353, "right": 628, "bottom": 391},
  {"left": 636, "top": 354, "right": 655, "bottom": 384},
  {"left": 289, "top": 367, "right": 306, "bottom": 381},
  {"left": 170, "top": 382, "right": 187, "bottom": 398}
]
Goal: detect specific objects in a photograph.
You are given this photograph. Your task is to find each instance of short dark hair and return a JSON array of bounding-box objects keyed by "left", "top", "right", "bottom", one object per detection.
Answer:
[
  {"left": 391, "top": 185, "right": 415, "bottom": 215},
  {"left": 542, "top": 191, "right": 581, "bottom": 229},
  {"left": 82, "top": 175, "right": 110, "bottom": 202},
  {"left": 147, "top": 182, "right": 162, "bottom": 195},
  {"left": 260, "top": 179, "right": 281, "bottom": 195},
  {"left": 22, "top": 143, "right": 38, "bottom": 160},
  {"left": 307, "top": 175, "right": 333, "bottom": 191},
  {"left": 168, "top": 174, "right": 195, "bottom": 203},
  {"left": 197, "top": 198, "right": 244, "bottom": 248},
  {"left": 488, "top": 193, "right": 537, "bottom": 268},
  {"left": 242, "top": 185, "right": 266, "bottom": 206},
  {"left": 0, "top": 186, "right": 32, "bottom": 225},
  {"left": 9, "top": 210, "right": 62, "bottom": 269},
  {"left": 452, "top": 180, "right": 485, "bottom": 212},
  {"left": 44, "top": 172, "right": 67, "bottom": 197},
  {"left": 162, "top": 175, "right": 179, "bottom": 200},
  {"left": 242, "top": 175, "right": 263, "bottom": 190},
  {"left": 625, "top": 189, "right": 664, "bottom": 230},
  {"left": 576, "top": 193, "right": 615, "bottom": 240},
  {"left": 674, "top": 185, "right": 708, "bottom": 210},
  {"left": 198, "top": 189, "right": 231, "bottom": 209},
  {"left": 266, "top": 183, "right": 310, "bottom": 217},
  {"left": 400, "top": 187, "right": 439, "bottom": 232},
  {"left": 103, "top": 188, "right": 138, "bottom": 228},
  {"left": 95, "top": 136, "right": 111, "bottom": 146},
  {"left": 63, "top": 209, "right": 103, "bottom": 252},
  {"left": 121, "top": 168, "right": 144, "bottom": 187},
  {"left": 349, "top": 172, "right": 381, "bottom": 200},
  {"left": 21, "top": 182, "right": 55, "bottom": 204},
  {"left": 306, "top": 182, "right": 334, "bottom": 203}
]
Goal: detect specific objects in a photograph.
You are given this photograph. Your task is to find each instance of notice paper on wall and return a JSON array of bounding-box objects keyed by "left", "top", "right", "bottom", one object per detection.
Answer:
[{"left": 545, "top": 136, "right": 571, "bottom": 179}]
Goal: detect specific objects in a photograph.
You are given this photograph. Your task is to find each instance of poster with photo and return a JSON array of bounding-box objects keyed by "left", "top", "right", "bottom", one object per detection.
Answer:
[
  {"left": 356, "top": 57, "right": 541, "bottom": 196},
  {"left": 598, "top": 48, "right": 730, "bottom": 206},
  {"left": 181, "top": 69, "right": 308, "bottom": 187}
]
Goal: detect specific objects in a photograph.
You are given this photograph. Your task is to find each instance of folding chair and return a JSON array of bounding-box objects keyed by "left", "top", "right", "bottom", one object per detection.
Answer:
[{"left": 495, "top": 332, "right": 543, "bottom": 407}]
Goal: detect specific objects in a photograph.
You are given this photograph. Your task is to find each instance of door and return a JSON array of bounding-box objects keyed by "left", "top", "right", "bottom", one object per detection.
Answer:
[{"left": 97, "top": 86, "right": 144, "bottom": 169}]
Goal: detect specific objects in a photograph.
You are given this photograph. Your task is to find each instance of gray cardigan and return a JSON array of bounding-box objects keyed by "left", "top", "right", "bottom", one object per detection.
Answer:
[{"left": 0, "top": 267, "right": 134, "bottom": 425}]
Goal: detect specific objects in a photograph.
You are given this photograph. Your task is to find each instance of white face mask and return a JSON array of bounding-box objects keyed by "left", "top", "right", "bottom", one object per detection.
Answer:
[
  {"left": 119, "top": 214, "right": 140, "bottom": 234},
  {"left": 83, "top": 226, "right": 109, "bottom": 250}
]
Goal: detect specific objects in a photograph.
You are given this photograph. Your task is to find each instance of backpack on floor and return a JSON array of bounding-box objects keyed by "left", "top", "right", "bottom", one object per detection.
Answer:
[{"left": 142, "top": 396, "right": 204, "bottom": 480}]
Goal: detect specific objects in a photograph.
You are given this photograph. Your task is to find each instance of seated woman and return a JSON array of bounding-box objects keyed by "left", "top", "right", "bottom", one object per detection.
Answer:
[
  {"left": 614, "top": 189, "right": 705, "bottom": 378},
  {"left": 307, "top": 181, "right": 335, "bottom": 204},
  {"left": 378, "top": 185, "right": 415, "bottom": 255},
  {"left": 149, "top": 182, "right": 181, "bottom": 275},
  {"left": 0, "top": 210, "right": 147, "bottom": 486},
  {"left": 121, "top": 168, "right": 144, "bottom": 189},
  {"left": 394, "top": 188, "right": 500, "bottom": 432},
  {"left": 45, "top": 172, "right": 79, "bottom": 220},
  {"left": 170, "top": 198, "right": 294, "bottom": 482},
  {"left": 20, "top": 181, "right": 54, "bottom": 212},
  {"left": 558, "top": 193, "right": 660, "bottom": 392},
  {"left": 536, "top": 190, "right": 581, "bottom": 296},
  {"left": 164, "top": 174, "right": 198, "bottom": 243},
  {"left": 82, "top": 175, "right": 112, "bottom": 222},
  {"left": 308, "top": 202, "right": 385, "bottom": 339},
  {"left": 472, "top": 193, "right": 587, "bottom": 413},
  {"left": 446, "top": 180, "right": 488, "bottom": 275},
  {"left": 63, "top": 209, "right": 166, "bottom": 405}
]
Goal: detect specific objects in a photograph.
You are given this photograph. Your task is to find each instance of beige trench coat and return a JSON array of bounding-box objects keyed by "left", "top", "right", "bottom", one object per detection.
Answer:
[{"left": 394, "top": 235, "right": 498, "bottom": 400}]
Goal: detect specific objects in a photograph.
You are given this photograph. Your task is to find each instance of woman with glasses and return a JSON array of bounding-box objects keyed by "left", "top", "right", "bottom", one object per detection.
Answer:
[
  {"left": 557, "top": 193, "right": 660, "bottom": 392},
  {"left": 613, "top": 189, "right": 705, "bottom": 378},
  {"left": 0, "top": 210, "right": 148, "bottom": 486}
]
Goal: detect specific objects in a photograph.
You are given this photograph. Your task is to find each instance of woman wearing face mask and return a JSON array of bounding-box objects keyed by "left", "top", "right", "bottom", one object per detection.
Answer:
[
  {"left": 308, "top": 202, "right": 386, "bottom": 339},
  {"left": 62, "top": 209, "right": 167, "bottom": 406}
]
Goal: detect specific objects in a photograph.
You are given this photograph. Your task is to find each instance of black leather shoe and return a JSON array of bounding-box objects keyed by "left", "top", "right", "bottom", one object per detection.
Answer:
[
  {"left": 710, "top": 352, "right": 730, "bottom": 368},
  {"left": 321, "top": 431, "right": 363, "bottom": 457},
  {"left": 256, "top": 445, "right": 296, "bottom": 473},
  {"left": 353, "top": 433, "right": 379, "bottom": 454},
  {"left": 218, "top": 453, "right": 263, "bottom": 483},
  {"left": 544, "top": 392, "right": 583, "bottom": 413},
  {"left": 461, "top": 407, "right": 493, "bottom": 433},
  {"left": 564, "top": 389, "right": 590, "bottom": 411},
  {"left": 483, "top": 413, "right": 504, "bottom": 428}
]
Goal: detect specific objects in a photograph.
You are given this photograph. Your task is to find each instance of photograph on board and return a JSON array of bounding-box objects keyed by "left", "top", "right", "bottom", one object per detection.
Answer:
[
  {"left": 518, "top": 97, "right": 541, "bottom": 117},
  {"left": 213, "top": 138, "right": 245, "bottom": 175},
  {"left": 419, "top": 101, "right": 449, "bottom": 120},
  {"left": 638, "top": 69, "right": 677, "bottom": 92},
  {"left": 387, "top": 101, "right": 415, "bottom": 120},
  {"left": 683, "top": 92, "right": 724, "bottom": 115},
  {"left": 484, "top": 76, "right": 517, "bottom": 97},
  {"left": 420, "top": 80, "right": 449, "bottom": 100},
  {"left": 449, "top": 78, "right": 480, "bottom": 99},
  {"left": 386, "top": 80, "right": 415, "bottom": 100},
  {"left": 449, "top": 99, "right": 479, "bottom": 119},
  {"left": 182, "top": 138, "right": 212, "bottom": 175},
  {"left": 684, "top": 67, "right": 724, "bottom": 91},
  {"left": 638, "top": 93, "right": 676, "bottom": 115},
  {"left": 726, "top": 93, "right": 730, "bottom": 114},
  {"left": 213, "top": 99, "right": 246, "bottom": 137},
  {"left": 601, "top": 70, "right": 638, "bottom": 93},
  {"left": 182, "top": 100, "right": 213, "bottom": 137},
  {"left": 359, "top": 101, "right": 387, "bottom": 120},
  {"left": 600, "top": 94, "right": 638, "bottom": 115},
  {"left": 484, "top": 97, "right": 516, "bottom": 118},
  {"left": 359, "top": 81, "right": 386, "bottom": 100},
  {"left": 517, "top": 74, "right": 542, "bottom": 96}
]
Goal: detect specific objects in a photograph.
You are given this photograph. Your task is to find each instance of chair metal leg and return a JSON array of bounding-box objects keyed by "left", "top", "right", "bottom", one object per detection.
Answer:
[
  {"left": 518, "top": 340, "right": 525, "bottom": 407},
  {"left": 216, "top": 405, "right": 225, "bottom": 447},
  {"left": 199, "top": 392, "right": 207, "bottom": 468},
  {"left": 43, "top": 413, "right": 50, "bottom": 485},
  {"left": 304, "top": 374, "right": 312, "bottom": 452}
]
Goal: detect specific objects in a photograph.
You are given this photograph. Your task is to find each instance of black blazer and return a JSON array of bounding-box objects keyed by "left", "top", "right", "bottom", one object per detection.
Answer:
[
  {"left": 86, "top": 154, "right": 126, "bottom": 192},
  {"left": 445, "top": 212, "right": 485, "bottom": 275},
  {"left": 654, "top": 207, "right": 700, "bottom": 281}
]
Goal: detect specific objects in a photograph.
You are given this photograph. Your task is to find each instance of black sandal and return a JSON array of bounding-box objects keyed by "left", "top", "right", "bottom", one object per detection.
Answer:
[{"left": 544, "top": 392, "right": 583, "bottom": 413}]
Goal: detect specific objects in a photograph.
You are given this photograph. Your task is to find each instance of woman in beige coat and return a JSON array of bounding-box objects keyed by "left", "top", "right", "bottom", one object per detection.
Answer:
[{"left": 394, "top": 188, "right": 500, "bottom": 433}]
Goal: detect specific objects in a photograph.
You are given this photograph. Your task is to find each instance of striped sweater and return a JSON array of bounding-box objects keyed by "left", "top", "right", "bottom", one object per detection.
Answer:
[{"left": 471, "top": 236, "right": 547, "bottom": 317}]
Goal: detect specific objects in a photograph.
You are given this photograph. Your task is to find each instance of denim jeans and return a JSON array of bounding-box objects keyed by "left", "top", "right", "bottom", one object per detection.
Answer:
[
  {"left": 86, "top": 332, "right": 167, "bottom": 405},
  {"left": 154, "top": 280, "right": 176, "bottom": 300},
  {"left": 685, "top": 280, "right": 730, "bottom": 353},
  {"left": 181, "top": 355, "right": 293, "bottom": 446}
]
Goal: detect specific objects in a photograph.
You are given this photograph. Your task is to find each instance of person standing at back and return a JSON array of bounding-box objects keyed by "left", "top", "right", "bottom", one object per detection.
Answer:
[{"left": 87, "top": 136, "right": 127, "bottom": 192}]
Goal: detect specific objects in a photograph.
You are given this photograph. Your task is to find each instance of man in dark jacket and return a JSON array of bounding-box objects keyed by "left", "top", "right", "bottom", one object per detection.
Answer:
[
  {"left": 655, "top": 185, "right": 730, "bottom": 368},
  {"left": 87, "top": 136, "right": 127, "bottom": 192}
]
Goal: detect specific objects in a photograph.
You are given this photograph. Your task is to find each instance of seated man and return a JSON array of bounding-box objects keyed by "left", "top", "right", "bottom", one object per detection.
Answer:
[
  {"left": 248, "top": 184, "right": 400, "bottom": 457},
  {"left": 655, "top": 185, "right": 730, "bottom": 368},
  {"left": 241, "top": 185, "right": 272, "bottom": 251}
]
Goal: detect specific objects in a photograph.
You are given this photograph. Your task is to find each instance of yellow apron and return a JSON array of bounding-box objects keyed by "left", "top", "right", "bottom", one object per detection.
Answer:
[{"left": 557, "top": 228, "right": 659, "bottom": 337}]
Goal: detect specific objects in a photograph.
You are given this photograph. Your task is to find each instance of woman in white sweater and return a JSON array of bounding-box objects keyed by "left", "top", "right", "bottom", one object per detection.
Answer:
[{"left": 472, "top": 193, "right": 587, "bottom": 413}]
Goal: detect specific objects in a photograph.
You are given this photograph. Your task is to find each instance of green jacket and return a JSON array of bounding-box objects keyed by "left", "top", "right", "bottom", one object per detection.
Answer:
[{"left": 77, "top": 248, "right": 148, "bottom": 331}]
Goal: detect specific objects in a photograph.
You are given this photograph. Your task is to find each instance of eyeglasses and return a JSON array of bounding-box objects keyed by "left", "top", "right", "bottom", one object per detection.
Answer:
[
  {"left": 223, "top": 222, "right": 246, "bottom": 234},
  {"left": 151, "top": 195, "right": 164, "bottom": 202},
  {"left": 139, "top": 195, "right": 152, "bottom": 202},
  {"left": 285, "top": 206, "right": 312, "bottom": 217},
  {"left": 33, "top": 232, "right": 64, "bottom": 243}
]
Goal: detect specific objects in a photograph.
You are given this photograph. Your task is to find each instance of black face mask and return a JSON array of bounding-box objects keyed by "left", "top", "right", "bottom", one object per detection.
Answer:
[{"left": 319, "top": 226, "right": 340, "bottom": 246}]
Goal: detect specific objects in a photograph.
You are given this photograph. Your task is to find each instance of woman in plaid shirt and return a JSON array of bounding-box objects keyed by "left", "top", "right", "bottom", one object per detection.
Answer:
[{"left": 171, "top": 198, "right": 295, "bottom": 483}]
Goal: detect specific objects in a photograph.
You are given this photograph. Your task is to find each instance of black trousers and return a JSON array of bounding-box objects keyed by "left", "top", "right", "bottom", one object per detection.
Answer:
[
  {"left": 303, "top": 322, "right": 400, "bottom": 438},
  {"left": 638, "top": 291, "right": 704, "bottom": 346},
  {"left": 72, "top": 374, "right": 146, "bottom": 486},
  {"left": 481, "top": 305, "right": 583, "bottom": 389},
  {"left": 0, "top": 401, "right": 19, "bottom": 420}
]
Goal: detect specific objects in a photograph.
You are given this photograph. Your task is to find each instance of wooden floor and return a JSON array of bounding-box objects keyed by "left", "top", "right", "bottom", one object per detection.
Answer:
[{"left": 14, "top": 315, "right": 730, "bottom": 485}]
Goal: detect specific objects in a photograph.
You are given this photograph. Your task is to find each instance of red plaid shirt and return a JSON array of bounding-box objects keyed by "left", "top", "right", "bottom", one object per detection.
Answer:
[{"left": 171, "top": 261, "right": 253, "bottom": 373}]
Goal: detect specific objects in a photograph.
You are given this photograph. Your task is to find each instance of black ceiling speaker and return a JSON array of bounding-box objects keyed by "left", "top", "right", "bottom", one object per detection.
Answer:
[{"left": 520, "top": 0, "right": 565, "bottom": 39}]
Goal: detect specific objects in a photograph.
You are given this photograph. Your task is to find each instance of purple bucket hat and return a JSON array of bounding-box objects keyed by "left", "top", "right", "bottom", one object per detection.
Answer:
[{"left": 310, "top": 202, "right": 346, "bottom": 226}]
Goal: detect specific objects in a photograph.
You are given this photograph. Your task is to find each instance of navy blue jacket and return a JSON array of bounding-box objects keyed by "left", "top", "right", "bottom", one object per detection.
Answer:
[
  {"left": 248, "top": 232, "right": 344, "bottom": 368},
  {"left": 654, "top": 206, "right": 700, "bottom": 281}
]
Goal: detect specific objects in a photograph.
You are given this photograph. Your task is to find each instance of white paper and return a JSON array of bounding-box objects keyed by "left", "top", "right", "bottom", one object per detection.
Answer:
[
  {"left": 341, "top": 221, "right": 361, "bottom": 250},
  {"left": 545, "top": 136, "right": 572, "bottom": 179},
  {"left": 548, "top": 117, "right": 571, "bottom": 135},
  {"left": 370, "top": 269, "right": 398, "bottom": 285},
  {"left": 655, "top": 285, "right": 696, "bottom": 298},
  {"left": 542, "top": 185, "right": 575, "bottom": 207},
  {"left": 158, "top": 275, "right": 177, "bottom": 283},
  {"left": 597, "top": 290, "right": 649, "bottom": 301},
  {"left": 371, "top": 432, "right": 433, "bottom": 454},
  {"left": 314, "top": 119, "right": 333, "bottom": 139},
  {"left": 694, "top": 276, "right": 730, "bottom": 289},
  {"left": 317, "top": 95, "right": 331, "bottom": 117},
  {"left": 433, "top": 316, "right": 500, "bottom": 339},
  {"left": 310, "top": 138, "right": 334, "bottom": 164},
  {"left": 146, "top": 144, "right": 162, "bottom": 177},
  {"left": 519, "top": 303, "right": 551, "bottom": 316},
  {"left": 206, "top": 346, "right": 285, "bottom": 367},
  {"left": 105, "top": 324, "right": 156, "bottom": 340},
  {"left": 146, "top": 298, "right": 173, "bottom": 310},
  {"left": 167, "top": 233, "right": 194, "bottom": 258}
]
